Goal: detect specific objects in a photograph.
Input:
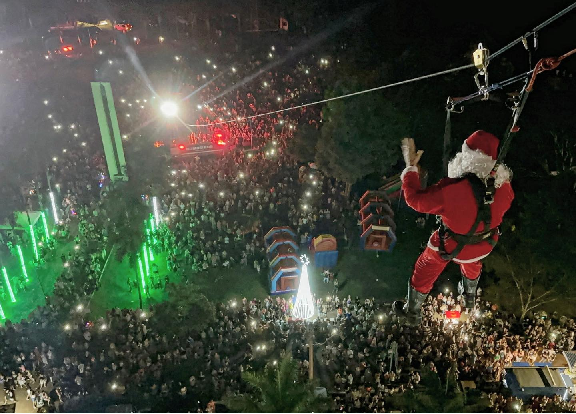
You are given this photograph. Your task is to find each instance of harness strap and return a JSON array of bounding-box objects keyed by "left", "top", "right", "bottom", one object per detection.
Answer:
[{"left": 438, "top": 174, "right": 497, "bottom": 261}]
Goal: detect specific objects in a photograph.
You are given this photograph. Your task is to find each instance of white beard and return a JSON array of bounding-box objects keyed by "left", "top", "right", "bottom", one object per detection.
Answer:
[{"left": 447, "top": 143, "right": 512, "bottom": 188}]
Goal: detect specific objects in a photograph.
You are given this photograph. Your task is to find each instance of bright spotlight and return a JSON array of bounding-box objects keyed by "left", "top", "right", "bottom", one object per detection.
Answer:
[{"left": 160, "top": 101, "right": 178, "bottom": 117}]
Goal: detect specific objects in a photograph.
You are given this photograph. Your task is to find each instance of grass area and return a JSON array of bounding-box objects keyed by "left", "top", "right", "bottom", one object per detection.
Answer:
[
  {"left": 89, "top": 209, "right": 438, "bottom": 316},
  {"left": 3, "top": 207, "right": 466, "bottom": 323},
  {"left": 89, "top": 250, "right": 178, "bottom": 317}
]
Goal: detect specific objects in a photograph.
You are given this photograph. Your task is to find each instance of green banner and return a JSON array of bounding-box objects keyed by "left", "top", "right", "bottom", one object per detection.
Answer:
[{"left": 91, "top": 82, "right": 127, "bottom": 181}]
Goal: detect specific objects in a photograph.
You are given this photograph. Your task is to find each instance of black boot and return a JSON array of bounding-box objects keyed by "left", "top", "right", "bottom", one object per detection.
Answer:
[
  {"left": 462, "top": 273, "right": 480, "bottom": 309},
  {"left": 393, "top": 284, "right": 428, "bottom": 326}
]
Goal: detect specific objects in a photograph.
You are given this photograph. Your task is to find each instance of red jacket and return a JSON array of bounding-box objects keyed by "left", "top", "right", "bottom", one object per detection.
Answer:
[{"left": 401, "top": 166, "right": 514, "bottom": 263}]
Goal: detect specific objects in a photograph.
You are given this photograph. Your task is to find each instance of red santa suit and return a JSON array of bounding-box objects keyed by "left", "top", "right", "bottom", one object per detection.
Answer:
[{"left": 401, "top": 130, "right": 515, "bottom": 294}]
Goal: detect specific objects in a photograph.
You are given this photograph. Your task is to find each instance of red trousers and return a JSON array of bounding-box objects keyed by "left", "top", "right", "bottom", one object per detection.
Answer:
[{"left": 410, "top": 246, "right": 482, "bottom": 294}]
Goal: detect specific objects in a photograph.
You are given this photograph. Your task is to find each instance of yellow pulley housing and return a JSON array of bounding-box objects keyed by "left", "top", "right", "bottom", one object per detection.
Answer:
[{"left": 473, "top": 43, "right": 490, "bottom": 70}]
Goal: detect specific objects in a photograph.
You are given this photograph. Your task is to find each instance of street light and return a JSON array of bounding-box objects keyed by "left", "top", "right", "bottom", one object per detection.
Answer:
[{"left": 160, "top": 101, "right": 178, "bottom": 117}]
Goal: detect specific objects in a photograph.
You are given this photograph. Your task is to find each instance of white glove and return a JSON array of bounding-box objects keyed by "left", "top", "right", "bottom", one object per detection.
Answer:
[{"left": 401, "top": 138, "right": 423, "bottom": 168}]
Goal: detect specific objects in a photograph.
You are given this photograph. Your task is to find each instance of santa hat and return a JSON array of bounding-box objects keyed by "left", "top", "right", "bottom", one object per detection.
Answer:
[{"left": 463, "top": 130, "right": 499, "bottom": 161}]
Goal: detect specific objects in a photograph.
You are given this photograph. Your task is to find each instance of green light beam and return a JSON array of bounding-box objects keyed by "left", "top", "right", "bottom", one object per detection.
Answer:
[
  {"left": 29, "top": 225, "right": 39, "bottom": 260},
  {"left": 16, "top": 245, "right": 29, "bottom": 282},
  {"left": 2, "top": 267, "right": 16, "bottom": 303},
  {"left": 41, "top": 211, "right": 50, "bottom": 240},
  {"left": 0, "top": 302, "right": 5, "bottom": 319},
  {"left": 138, "top": 257, "right": 146, "bottom": 293}
]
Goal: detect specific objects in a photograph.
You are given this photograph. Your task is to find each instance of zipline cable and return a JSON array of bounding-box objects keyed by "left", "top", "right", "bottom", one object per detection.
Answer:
[
  {"left": 185, "top": 63, "right": 475, "bottom": 127},
  {"left": 488, "top": 1, "right": 576, "bottom": 62},
  {"left": 185, "top": 3, "right": 576, "bottom": 128}
]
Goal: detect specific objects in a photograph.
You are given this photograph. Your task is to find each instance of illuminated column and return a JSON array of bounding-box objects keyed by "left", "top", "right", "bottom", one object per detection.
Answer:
[
  {"left": 16, "top": 245, "right": 30, "bottom": 282},
  {"left": 152, "top": 196, "right": 161, "bottom": 226},
  {"left": 0, "top": 302, "right": 5, "bottom": 319},
  {"left": 49, "top": 191, "right": 59, "bottom": 224},
  {"left": 293, "top": 256, "right": 314, "bottom": 320},
  {"left": 142, "top": 244, "right": 150, "bottom": 277},
  {"left": 2, "top": 267, "right": 16, "bottom": 303},
  {"left": 29, "top": 225, "right": 39, "bottom": 261},
  {"left": 41, "top": 211, "right": 50, "bottom": 240},
  {"left": 138, "top": 257, "right": 146, "bottom": 293}
]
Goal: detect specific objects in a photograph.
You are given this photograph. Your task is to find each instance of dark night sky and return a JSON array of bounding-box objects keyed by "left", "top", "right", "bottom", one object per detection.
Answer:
[{"left": 362, "top": 0, "right": 576, "bottom": 70}]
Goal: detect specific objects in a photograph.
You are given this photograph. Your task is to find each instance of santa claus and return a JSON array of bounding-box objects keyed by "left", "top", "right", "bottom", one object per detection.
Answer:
[{"left": 394, "top": 130, "right": 514, "bottom": 326}]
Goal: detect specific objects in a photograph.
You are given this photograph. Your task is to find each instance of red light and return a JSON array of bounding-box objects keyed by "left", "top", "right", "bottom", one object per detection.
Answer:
[
  {"left": 217, "top": 140, "right": 226, "bottom": 146},
  {"left": 215, "top": 133, "right": 223, "bottom": 138},
  {"left": 62, "top": 45, "right": 73, "bottom": 52},
  {"left": 178, "top": 144, "right": 186, "bottom": 150},
  {"left": 154, "top": 141, "right": 164, "bottom": 148}
]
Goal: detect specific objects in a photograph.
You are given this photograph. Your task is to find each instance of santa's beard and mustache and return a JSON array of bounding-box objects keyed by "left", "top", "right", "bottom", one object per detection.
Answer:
[{"left": 447, "top": 143, "right": 512, "bottom": 188}]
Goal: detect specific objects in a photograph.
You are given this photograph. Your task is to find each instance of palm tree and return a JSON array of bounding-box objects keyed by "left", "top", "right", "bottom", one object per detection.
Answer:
[
  {"left": 225, "top": 353, "right": 332, "bottom": 413},
  {"left": 389, "top": 365, "right": 490, "bottom": 413}
]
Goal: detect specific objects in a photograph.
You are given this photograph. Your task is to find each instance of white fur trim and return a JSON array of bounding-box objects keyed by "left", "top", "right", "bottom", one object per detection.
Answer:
[
  {"left": 452, "top": 253, "right": 490, "bottom": 264},
  {"left": 401, "top": 166, "right": 419, "bottom": 181},
  {"left": 461, "top": 142, "right": 497, "bottom": 167},
  {"left": 448, "top": 142, "right": 512, "bottom": 188}
]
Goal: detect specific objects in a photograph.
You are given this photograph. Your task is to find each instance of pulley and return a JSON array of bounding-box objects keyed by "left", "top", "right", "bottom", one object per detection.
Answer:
[{"left": 473, "top": 43, "right": 490, "bottom": 100}]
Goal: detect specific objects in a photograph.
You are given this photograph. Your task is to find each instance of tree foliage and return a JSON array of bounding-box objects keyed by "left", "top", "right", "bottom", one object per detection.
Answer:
[
  {"left": 286, "top": 122, "right": 320, "bottom": 163},
  {"left": 150, "top": 283, "right": 216, "bottom": 339},
  {"left": 104, "top": 182, "right": 149, "bottom": 266},
  {"left": 388, "top": 366, "right": 488, "bottom": 413},
  {"left": 316, "top": 77, "right": 406, "bottom": 193},
  {"left": 225, "top": 353, "right": 332, "bottom": 413}
]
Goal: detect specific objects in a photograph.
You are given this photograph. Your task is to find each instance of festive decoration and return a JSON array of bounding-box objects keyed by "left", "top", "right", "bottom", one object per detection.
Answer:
[
  {"left": 49, "top": 191, "right": 59, "bottom": 223},
  {"left": 29, "top": 224, "right": 39, "bottom": 261},
  {"left": 0, "top": 302, "right": 5, "bottom": 319},
  {"left": 142, "top": 243, "right": 150, "bottom": 277},
  {"left": 41, "top": 211, "right": 50, "bottom": 240},
  {"left": 292, "top": 259, "right": 314, "bottom": 320},
  {"left": 138, "top": 257, "right": 146, "bottom": 293},
  {"left": 16, "top": 245, "right": 29, "bottom": 282},
  {"left": 2, "top": 267, "right": 16, "bottom": 303}
]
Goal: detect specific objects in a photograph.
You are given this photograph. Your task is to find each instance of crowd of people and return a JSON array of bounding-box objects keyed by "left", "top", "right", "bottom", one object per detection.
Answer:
[{"left": 1, "top": 30, "right": 576, "bottom": 414}]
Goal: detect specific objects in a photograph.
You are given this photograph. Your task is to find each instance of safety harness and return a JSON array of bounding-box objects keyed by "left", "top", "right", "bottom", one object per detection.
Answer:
[
  {"left": 438, "top": 43, "right": 576, "bottom": 261},
  {"left": 438, "top": 173, "right": 498, "bottom": 261}
]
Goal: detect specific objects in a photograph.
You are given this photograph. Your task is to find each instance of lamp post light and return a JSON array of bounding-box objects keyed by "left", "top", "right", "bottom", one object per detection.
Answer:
[{"left": 160, "top": 101, "right": 178, "bottom": 117}]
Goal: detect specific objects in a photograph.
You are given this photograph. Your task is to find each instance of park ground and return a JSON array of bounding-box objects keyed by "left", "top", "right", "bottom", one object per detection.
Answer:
[{"left": 6, "top": 206, "right": 576, "bottom": 324}]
